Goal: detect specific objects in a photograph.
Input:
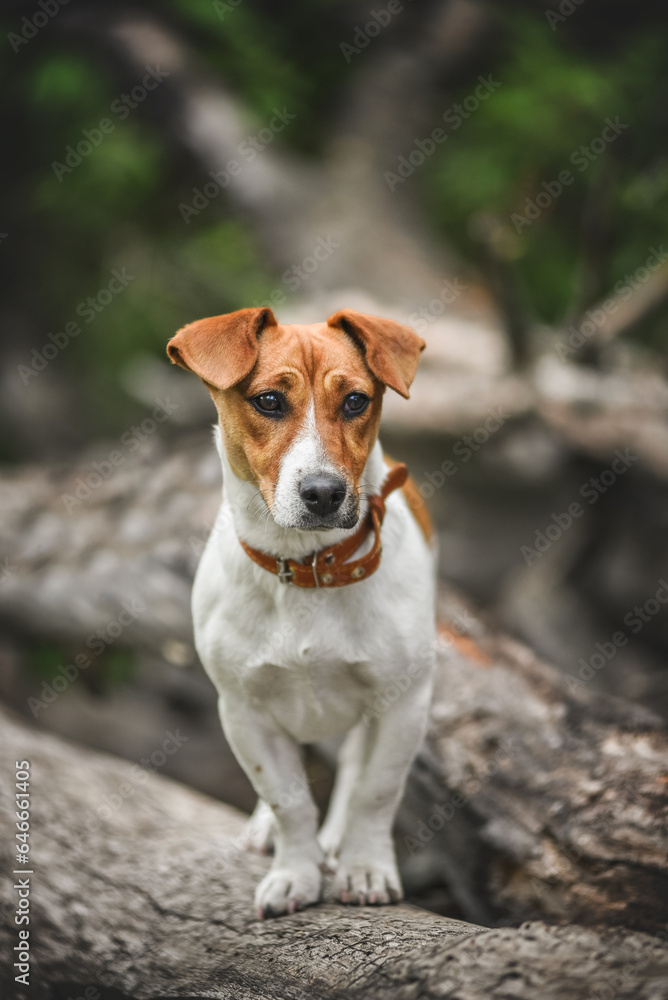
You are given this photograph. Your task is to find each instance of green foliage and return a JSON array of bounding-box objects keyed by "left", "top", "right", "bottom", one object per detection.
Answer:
[
  {"left": 4, "top": 38, "right": 277, "bottom": 439},
  {"left": 30, "top": 642, "right": 69, "bottom": 681},
  {"left": 0, "top": 0, "right": 359, "bottom": 462},
  {"left": 5, "top": 6, "right": 668, "bottom": 692},
  {"left": 167, "top": 0, "right": 345, "bottom": 151},
  {"left": 29, "top": 52, "right": 108, "bottom": 108},
  {"left": 100, "top": 650, "right": 135, "bottom": 689},
  {"left": 4, "top": 5, "right": 668, "bottom": 460},
  {"left": 424, "top": 16, "right": 668, "bottom": 328},
  {"left": 3, "top": 0, "right": 356, "bottom": 441},
  {"left": 28, "top": 642, "right": 135, "bottom": 693},
  {"left": 171, "top": 0, "right": 308, "bottom": 123}
]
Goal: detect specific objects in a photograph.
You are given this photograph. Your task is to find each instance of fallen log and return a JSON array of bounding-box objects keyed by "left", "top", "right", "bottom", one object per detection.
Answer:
[
  {"left": 404, "top": 602, "right": 668, "bottom": 931},
  {"left": 1, "top": 705, "right": 668, "bottom": 1000},
  {"left": 0, "top": 436, "right": 667, "bottom": 933}
]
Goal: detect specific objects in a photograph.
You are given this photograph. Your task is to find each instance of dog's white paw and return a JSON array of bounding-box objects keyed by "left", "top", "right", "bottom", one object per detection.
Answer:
[
  {"left": 255, "top": 861, "right": 322, "bottom": 919},
  {"left": 317, "top": 825, "right": 342, "bottom": 872},
  {"left": 334, "top": 854, "right": 403, "bottom": 906},
  {"left": 242, "top": 800, "right": 276, "bottom": 854}
]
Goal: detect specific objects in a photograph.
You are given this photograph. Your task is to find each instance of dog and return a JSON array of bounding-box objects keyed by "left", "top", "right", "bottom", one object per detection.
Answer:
[{"left": 167, "top": 307, "right": 437, "bottom": 918}]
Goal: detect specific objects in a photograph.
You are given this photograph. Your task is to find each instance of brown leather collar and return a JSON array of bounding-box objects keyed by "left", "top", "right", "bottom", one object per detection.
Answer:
[{"left": 238, "top": 463, "right": 408, "bottom": 588}]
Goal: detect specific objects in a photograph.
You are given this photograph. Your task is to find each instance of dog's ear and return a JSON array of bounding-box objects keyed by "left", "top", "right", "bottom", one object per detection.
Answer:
[
  {"left": 327, "top": 309, "right": 425, "bottom": 399},
  {"left": 167, "top": 307, "right": 278, "bottom": 390}
]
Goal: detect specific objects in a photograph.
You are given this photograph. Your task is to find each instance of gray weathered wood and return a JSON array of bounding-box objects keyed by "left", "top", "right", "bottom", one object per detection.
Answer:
[
  {"left": 404, "top": 605, "right": 668, "bottom": 931},
  {"left": 1, "top": 436, "right": 667, "bottom": 933},
  {"left": 1, "top": 706, "right": 668, "bottom": 1000}
]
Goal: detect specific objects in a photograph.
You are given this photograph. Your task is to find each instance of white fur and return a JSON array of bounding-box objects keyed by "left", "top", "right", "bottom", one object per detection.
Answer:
[
  {"left": 193, "top": 425, "right": 437, "bottom": 917},
  {"left": 272, "top": 400, "right": 340, "bottom": 527}
]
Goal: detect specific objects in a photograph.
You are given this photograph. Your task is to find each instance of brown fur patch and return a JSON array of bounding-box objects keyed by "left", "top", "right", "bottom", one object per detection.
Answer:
[
  {"left": 383, "top": 454, "right": 433, "bottom": 543},
  {"left": 438, "top": 624, "right": 493, "bottom": 666},
  {"left": 400, "top": 475, "right": 434, "bottom": 543},
  {"left": 208, "top": 323, "right": 384, "bottom": 512}
]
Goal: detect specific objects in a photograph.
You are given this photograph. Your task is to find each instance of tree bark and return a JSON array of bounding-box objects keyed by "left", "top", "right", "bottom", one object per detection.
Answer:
[
  {"left": 1, "top": 435, "right": 667, "bottom": 934},
  {"left": 1, "top": 705, "right": 668, "bottom": 1000},
  {"left": 404, "top": 604, "right": 668, "bottom": 931},
  {"left": 3, "top": 413, "right": 668, "bottom": 664}
]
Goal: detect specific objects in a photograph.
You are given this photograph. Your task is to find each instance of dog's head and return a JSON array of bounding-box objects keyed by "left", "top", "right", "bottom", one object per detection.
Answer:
[{"left": 167, "top": 308, "right": 424, "bottom": 530}]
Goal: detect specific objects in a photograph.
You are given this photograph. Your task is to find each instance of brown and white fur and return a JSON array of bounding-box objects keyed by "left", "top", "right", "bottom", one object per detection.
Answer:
[{"left": 167, "top": 307, "right": 436, "bottom": 918}]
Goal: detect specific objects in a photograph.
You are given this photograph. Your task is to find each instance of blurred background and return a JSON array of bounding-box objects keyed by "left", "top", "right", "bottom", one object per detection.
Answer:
[{"left": 1, "top": 0, "right": 668, "bottom": 914}]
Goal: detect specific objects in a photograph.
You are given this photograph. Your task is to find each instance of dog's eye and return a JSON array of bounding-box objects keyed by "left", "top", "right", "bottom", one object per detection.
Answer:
[
  {"left": 251, "top": 392, "right": 286, "bottom": 417},
  {"left": 342, "top": 392, "right": 370, "bottom": 417}
]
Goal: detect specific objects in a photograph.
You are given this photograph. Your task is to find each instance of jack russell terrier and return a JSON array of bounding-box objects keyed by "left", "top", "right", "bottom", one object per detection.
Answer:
[{"left": 167, "top": 307, "right": 436, "bottom": 918}]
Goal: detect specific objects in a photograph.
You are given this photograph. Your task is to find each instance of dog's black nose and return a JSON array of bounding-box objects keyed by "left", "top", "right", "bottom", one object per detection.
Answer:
[{"left": 300, "top": 474, "right": 346, "bottom": 517}]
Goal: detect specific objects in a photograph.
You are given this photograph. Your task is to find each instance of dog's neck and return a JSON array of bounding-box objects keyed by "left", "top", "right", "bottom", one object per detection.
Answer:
[{"left": 214, "top": 427, "right": 388, "bottom": 562}]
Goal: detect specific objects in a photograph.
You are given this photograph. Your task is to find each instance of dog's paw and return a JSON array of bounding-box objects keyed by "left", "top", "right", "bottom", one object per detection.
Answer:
[
  {"left": 242, "top": 800, "right": 276, "bottom": 854},
  {"left": 334, "top": 855, "right": 403, "bottom": 906},
  {"left": 317, "top": 825, "right": 342, "bottom": 872},
  {"left": 255, "top": 861, "right": 322, "bottom": 919}
]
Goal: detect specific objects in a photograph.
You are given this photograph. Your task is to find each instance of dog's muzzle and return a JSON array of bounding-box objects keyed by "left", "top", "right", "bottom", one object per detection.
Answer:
[{"left": 299, "top": 473, "right": 346, "bottom": 518}]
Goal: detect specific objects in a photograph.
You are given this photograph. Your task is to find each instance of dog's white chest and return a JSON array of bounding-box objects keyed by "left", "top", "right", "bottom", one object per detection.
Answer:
[
  {"left": 191, "top": 445, "right": 436, "bottom": 746},
  {"left": 208, "top": 583, "right": 389, "bottom": 741},
  {"left": 242, "top": 655, "right": 377, "bottom": 742}
]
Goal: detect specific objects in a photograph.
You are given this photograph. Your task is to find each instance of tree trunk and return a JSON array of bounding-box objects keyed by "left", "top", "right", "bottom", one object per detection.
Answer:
[
  {"left": 0, "top": 436, "right": 667, "bottom": 934},
  {"left": 1, "top": 705, "right": 667, "bottom": 1000},
  {"left": 404, "top": 605, "right": 668, "bottom": 931}
]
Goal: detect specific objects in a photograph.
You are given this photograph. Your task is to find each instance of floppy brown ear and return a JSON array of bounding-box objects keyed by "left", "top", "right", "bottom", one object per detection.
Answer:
[
  {"left": 327, "top": 309, "right": 425, "bottom": 399},
  {"left": 167, "top": 307, "right": 278, "bottom": 390}
]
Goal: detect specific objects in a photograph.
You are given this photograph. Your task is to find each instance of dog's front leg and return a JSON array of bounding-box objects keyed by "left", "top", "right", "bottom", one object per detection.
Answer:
[
  {"left": 218, "top": 695, "right": 323, "bottom": 919},
  {"left": 335, "top": 684, "right": 432, "bottom": 905}
]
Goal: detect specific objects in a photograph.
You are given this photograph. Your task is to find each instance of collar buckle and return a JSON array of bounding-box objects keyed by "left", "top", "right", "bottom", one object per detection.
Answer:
[{"left": 276, "top": 558, "right": 294, "bottom": 585}]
